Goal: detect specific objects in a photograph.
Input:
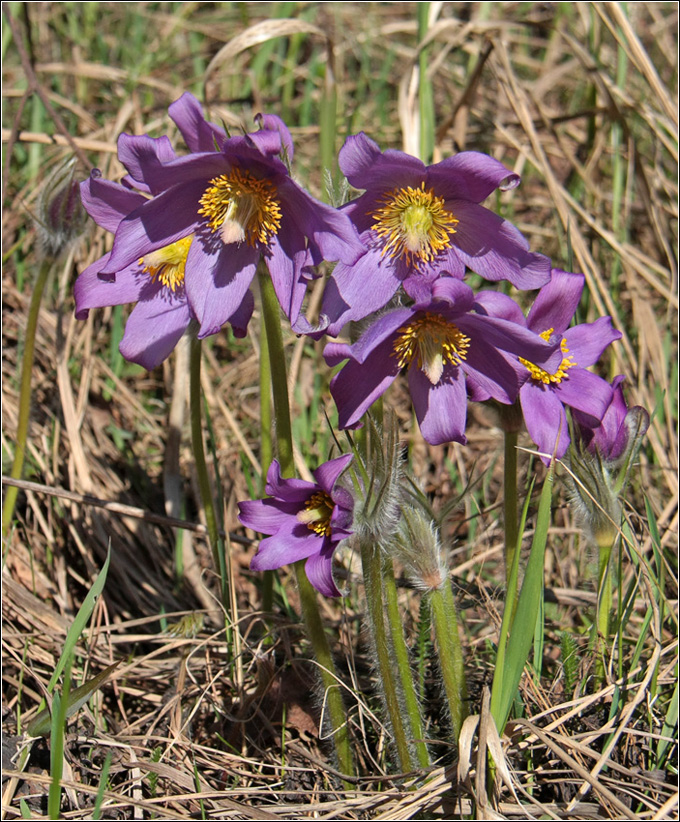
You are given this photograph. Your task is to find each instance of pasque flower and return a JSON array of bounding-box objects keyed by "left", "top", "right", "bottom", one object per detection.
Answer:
[
  {"left": 73, "top": 155, "right": 252, "bottom": 370},
  {"left": 477, "top": 269, "right": 622, "bottom": 460},
  {"left": 99, "top": 92, "right": 364, "bottom": 337},
  {"left": 324, "top": 278, "right": 561, "bottom": 446},
  {"left": 321, "top": 132, "right": 551, "bottom": 335},
  {"left": 238, "top": 455, "right": 355, "bottom": 598}
]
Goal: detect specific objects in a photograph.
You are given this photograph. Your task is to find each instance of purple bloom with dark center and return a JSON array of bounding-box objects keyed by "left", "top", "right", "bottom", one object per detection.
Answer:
[
  {"left": 573, "top": 376, "right": 650, "bottom": 464},
  {"left": 324, "top": 279, "right": 561, "bottom": 446},
  {"left": 321, "top": 132, "right": 551, "bottom": 336},
  {"left": 238, "top": 455, "right": 354, "bottom": 598},
  {"left": 73, "top": 152, "right": 252, "bottom": 370},
  {"left": 477, "top": 269, "right": 622, "bottom": 461},
  {"left": 100, "top": 92, "right": 364, "bottom": 337}
]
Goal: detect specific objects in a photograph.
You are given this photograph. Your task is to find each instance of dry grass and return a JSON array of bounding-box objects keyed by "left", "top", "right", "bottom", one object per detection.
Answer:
[{"left": 2, "top": 2, "right": 678, "bottom": 819}]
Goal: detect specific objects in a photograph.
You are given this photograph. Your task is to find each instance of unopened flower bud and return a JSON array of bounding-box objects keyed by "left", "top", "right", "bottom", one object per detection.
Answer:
[
  {"left": 565, "top": 446, "right": 621, "bottom": 546},
  {"left": 394, "top": 507, "right": 447, "bottom": 592},
  {"left": 36, "top": 156, "right": 88, "bottom": 257}
]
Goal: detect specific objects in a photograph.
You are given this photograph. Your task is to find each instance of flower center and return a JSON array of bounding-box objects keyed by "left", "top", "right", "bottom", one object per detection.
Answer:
[
  {"left": 393, "top": 312, "right": 471, "bottom": 385},
  {"left": 139, "top": 235, "right": 193, "bottom": 292},
  {"left": 297, "top": 491, "right": 335, "bottom": 537},
  {"left": 520, "top": 328, "right": 576, "bottom": 384},
  {"left": 370, "top": 183, "right": 459, "bottom": 265},
  {"left": 198, "top": 167, "right": 282, "bottom": 247}
]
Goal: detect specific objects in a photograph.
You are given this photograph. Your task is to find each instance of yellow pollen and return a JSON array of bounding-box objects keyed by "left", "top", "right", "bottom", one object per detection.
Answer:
[
  {"left": 371, "top": 182, "right": 458, "bottom": 265},
  {"left": 198, "top": 167, "right": 282, "bottom": 247},
  {"left": 520, "top": 328, "right": 576, "bottom": 384},
  {"left": 393, "top": 312, "right": 471, "bottom": 385},
  {"left": 297, "top": 491, "right": 335, "bottom": 537},
  {"left": 139, "top": 235, "right": 193, "bottom": 292}
]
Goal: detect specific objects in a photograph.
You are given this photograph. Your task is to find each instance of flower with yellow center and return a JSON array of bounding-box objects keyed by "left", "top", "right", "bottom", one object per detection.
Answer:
[
  {"left": 370, "top": 183, "right": 459, "bottom": 265},
  {"left": 520, "top": 329, "right": 576, "bottom": 385},
  {"left": 393, "top": 312, "right": 471, "bottom": 385},
  {"left": 139, "top": 235, "right": 193, "bottom": 292},
  {"left": 198, "top": 167, "right": 282, "bottom": 247},
  {"left": 297, "top": 491, "right": 335, "bottom": 537}
]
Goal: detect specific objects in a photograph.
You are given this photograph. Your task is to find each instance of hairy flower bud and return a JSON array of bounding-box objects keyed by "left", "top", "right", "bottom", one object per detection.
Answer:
[
  {"left": 36, "top": 156, "right": 88, "bottom": 257},
  {"left": 393, "top": 507, "right": 448, "bottom": 592}
]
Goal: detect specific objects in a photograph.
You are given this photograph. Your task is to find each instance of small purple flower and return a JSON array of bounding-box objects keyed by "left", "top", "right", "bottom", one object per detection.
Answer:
[
  {"left": 100, "top": 93, "right": 364, "bottom": 337},
  {"left": 573, "top": 376, "right": 650, "bottom": 464},
  {"left": 511, "top": 269, "right": 622, "bottom": 460},
  {"left": 238, "top": 455, "right": 355, "bottom": 598},
  {"left": 74, "top": 161, "right": 252, "bottom": 370},
  {"left": 321, "top": 132, "right": 551, "bottom": 335},
  {"left": 324, "top": 279, "right": 561, "bottom": 446}
]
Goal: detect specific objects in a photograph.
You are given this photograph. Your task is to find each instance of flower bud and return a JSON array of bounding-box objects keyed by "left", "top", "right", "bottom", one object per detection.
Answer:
[
  {"left": 393, "top": 507, "right": 447, "bottom": 592},
  {"left": 36, "top": 156, "right": 89, "bottom": 257}
]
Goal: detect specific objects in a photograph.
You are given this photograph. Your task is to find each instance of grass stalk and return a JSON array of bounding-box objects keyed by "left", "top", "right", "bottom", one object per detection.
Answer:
[
  {"left": 3, "top": 257, "right": 52, "bottom": 536},
  {"left": 504, "top": 429, "right": 519, "bottom": 594}
]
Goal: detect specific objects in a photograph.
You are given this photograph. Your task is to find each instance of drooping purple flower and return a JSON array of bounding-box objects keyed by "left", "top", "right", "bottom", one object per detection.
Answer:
[
  {"left": 324, "top": 278, "right": 561, "bottom": 446},
  {"left": 238, "top": 455, "right": 354, "bottom": 598},
  {"left": 99, "top": 93, "right": 364, "bottom": 337},
  {"left": 573, "top": 375, "right": 650, "bottom": 464},
  {"left": 321, "top": 132, "right": 551, "bottom": 335},
  {"left": 508, "top": 269, "right": 622, "bottom": 461},
  {"left": 74, "top": 157, "right": 252, "bottom": 370}
]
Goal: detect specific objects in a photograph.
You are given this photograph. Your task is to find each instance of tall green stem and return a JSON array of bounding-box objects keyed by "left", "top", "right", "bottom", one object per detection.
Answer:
[
  {"left": 383, "top": 558, "right": 430, "bottom": 769},
  {"left": 504, "top": 429, "right": 519, "bottom": 594},
  {"left": 428, "top": 581, "right": 468, "bottom": 744},
  {"left": 189, "top": 334, "right": 227, "bottom": 600},
  {"left": 360, "top": 539, "right": 413, "bottom": 772},
  {"left": 593, "top": 536, "right": 615, "bottom": 684},
  {"left": 3, "top": 258, "right": 52, "bottom": 537},
  {"left": 258, "top": 264, "right": 354, "bottom": 782}
]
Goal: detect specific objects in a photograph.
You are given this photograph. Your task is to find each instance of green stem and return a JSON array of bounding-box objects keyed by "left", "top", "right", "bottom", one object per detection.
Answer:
[
  {"left": 189, "top": 334, "right": 226, "bottom": 597},
  {"left": 504, "top": 429, "right": 519, "bottom": 594},
  {"left": 428, "top": 581, "right": 468, "bottom": 744},
  {"left": 594, "top": 536, "right": 615, "bottom": 684},
  {"left": 258, "top": 263, "right": 353, "bottom": 782},
  {"left": 258, "top": 299, "right": 274, "bottom": 614},
  {"left": 360, "top": 539, "right": 413, "bottom": 772},
  {"left": 383, "top": 558, "right": 430, "bottom": 769},
  {"left": 3, "top": 258, "right": 52, "bottom": 537}
]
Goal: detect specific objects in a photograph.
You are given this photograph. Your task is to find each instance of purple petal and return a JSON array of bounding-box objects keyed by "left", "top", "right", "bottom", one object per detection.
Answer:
[
  {"left": 117, "top": 133, "right": 177, "bottom": 194},
  {"left": 80, "top": 172, "right": 147, "bottom": 233},
  {"left": 449, "top": 201, "right": 551, "bottom": 289},
  {"left": 324, "top": 307, "right": 413, "bottom": 367},
  {"left": 238, "top": 497, "right": 302, "bottom": 535},
  {"left": 255, "top": 113, "right": 295, "bottom": 161},
  {"left": 228, "top": 288, "right": 254, "bottom": 337},
  {"left": 458, "top": 314, "right": 561, "bottom": 368},
  {"left": 250, "top": 524, "right": 325, "bottom": 570},
  {"left": 264, "top": 460, "right": 316, "bottom": 503},
  {"left": 408, "top": 367, "right": 468, "bottom": 445},
  {"left": 426, "top": 151, "right": 520, "bottom": 203},
  {"left": 339, "top": 132, "right": 425, "bottom": 191},
  {"left": 168, "top": 92, "right": 227, "bottom": 153},
  {"left": 526, "top": 269, "right": 585, "bottom": 334},
  {"left": 313, "top": 453, "right": 353, "bottom": 494},
  {"left": 520, "top": 381, "right": 570, "bottom": 460},
  {"left": 266, "top": 227, "right": 309, "bottom": 325},
  {"left": 305, "top": 549, "right": 342, "bottom": 597},
  {"left": 461, "top": 336, "right": 522, "bottom": 403},
  {"left": 74, "top": 255, "right": 146, "bottom": 318},
  {"left": 564, "top": 316, "right": 621, "bottom": 367},
  {"left": 553, "top": 369, "right": 613, "bottom": 420},
  {"left": 119, "top": 292, "right": 192, "bottom": 370},
  {"left": 473, "top": 290, "right": 526, "bottom": 324},
  {"left": 184, "top": 240, "right": 259, "bottom": 339}
]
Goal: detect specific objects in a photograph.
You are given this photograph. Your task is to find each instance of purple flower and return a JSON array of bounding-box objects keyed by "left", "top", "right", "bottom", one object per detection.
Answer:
[
  {"left": 504, "top": 269, "right": 622, "bottom": 461},
  {"left": 238, "top": 456, "right": 354, "bottom": 597},
  {"left": 100, "top": 93, "right": 364, "bottom": 337},
  {"left": 74, "top": 160, "right": 253, "bottom": 370},
  {"left": 324, "top": 279, "right": 561, "bottom": 446},
  {"left": 573, "top": 376, "right": 649, "bottom": 463},
  {"left": 321, "top": 132, "right": 551, "bottom": 335}
]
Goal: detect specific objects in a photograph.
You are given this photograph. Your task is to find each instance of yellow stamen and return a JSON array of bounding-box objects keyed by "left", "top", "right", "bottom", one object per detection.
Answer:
[
  {"left": 393, "top": 312, "right": 470, "bottom": 385},
  {"left": 297, "top": 491, "right": 335, "bottom": 537},
  {"left": 371, "top": 182, "right": 458, "bottom": 265},
  {"left": 198, "top": 167, "right": 282, "bottom": 246},
  {"left": 520, "top": 328, "right": 576, "bottom": 384},
  {"left": 139, "top": 235, "right": 193, "bottom": 292}
]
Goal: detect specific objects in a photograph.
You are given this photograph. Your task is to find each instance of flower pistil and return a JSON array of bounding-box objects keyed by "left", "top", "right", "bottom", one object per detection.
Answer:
[
  {"left": 394, "top": 312, "right": 470, "bottom": 384},
  {"left": 198, "top": 167, "right": 282, "bottom": 246},
  {"left": 139, "top": 235, "right": 193, "bottom": 292},
  {"left": 371, "top": 183, "right": 458, "bottom": 265},
  {"left": 297, "top": 491, "right": 335, "bottom": 537},
  {"left": 520, "top": 328, "right": 576, "bottom": 384}
]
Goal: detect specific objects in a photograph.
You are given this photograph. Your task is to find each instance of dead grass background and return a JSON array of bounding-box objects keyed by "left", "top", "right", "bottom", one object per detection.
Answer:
[{"left": 2, "top": 2, "right": 678, "bottom": 819}]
